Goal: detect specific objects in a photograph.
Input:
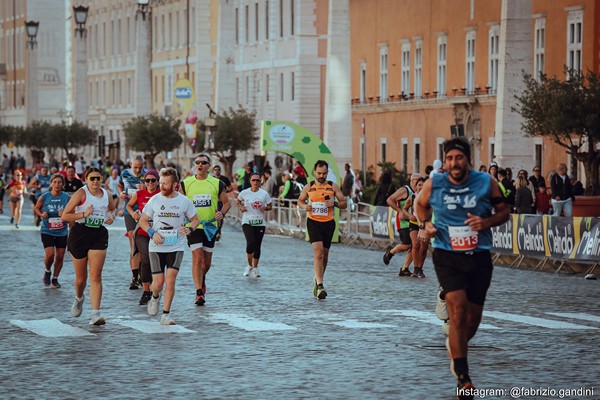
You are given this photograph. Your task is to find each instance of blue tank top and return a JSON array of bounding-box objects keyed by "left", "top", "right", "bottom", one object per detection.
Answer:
[
  {"left": 430, "top": 170, "right": 493, "bottom": 252},
  {"left": 35, "top": 173, "right": 52, "bottom": 200},
  {"left": 40, "top": 191, "right": 70, "bottom": 236}
]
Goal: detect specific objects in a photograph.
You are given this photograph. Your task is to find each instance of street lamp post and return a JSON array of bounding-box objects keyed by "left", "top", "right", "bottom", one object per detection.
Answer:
[
  {"left": 73, "top": 5, "right": 89, "bottom": 125},
  {"left": 135, "top": 0, "right": 152, "bottom": 118},
  {"left": 25, "top": 21, "right": 40, "bottom": 125}
]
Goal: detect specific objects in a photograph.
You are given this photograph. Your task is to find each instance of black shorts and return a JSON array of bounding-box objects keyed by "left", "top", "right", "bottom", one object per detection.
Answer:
[
  {"left": 124, "top": 214, "right": 137, "bottom": 232},
  {"left": 67, "top": 223, "right": 109, "bottom": 259},
  {"left": 432, "top": 248, "right": 493, "bottom": 306},
  {"left": 408, "top": 223, "right": 419, "bottom": 233},
  {"left": 397, "top": 226, "right": 411, "bottom": 245},
  {"left": 307, "top": 218, "right": 336, "bottom": 249},
  {"left": 149, "top": 251, "right": 184, "bottom": 274},
  {"left": 187, "top": 227, "right": 216, "bottom": 251},
  {"left": 41, "top": 233, "right": 68, "bottom": 249}
]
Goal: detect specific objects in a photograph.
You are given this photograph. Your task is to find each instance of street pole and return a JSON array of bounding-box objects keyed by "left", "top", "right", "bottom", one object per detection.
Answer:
[
  {"left": 73, "top": 6, "right": 89, "bottom": 125},
  {"left": 361, "top": 118, "right": 366, "bottom": 186},
  {"left": 25, "top": 21, "right": 39, "bottom": 125}
]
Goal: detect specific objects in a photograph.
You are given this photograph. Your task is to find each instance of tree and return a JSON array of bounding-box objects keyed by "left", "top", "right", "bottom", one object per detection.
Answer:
[
  {"left": 195, "top": 106, "right": 258, "bottom": 178},
  {"left": 0, "top": 124, "right": 19, "bottom": 146},
  {"left": 123, "top": 113, "right": 182, "bottom": 168},
  {"left": 16, "top": 121, "right": 51, "bottom": 164},
  {"left": 514, "top": 68, "right": 600, "bottom": 195},
  {"left": 41, "top": 120, "right": 98, "bottom": 162}
]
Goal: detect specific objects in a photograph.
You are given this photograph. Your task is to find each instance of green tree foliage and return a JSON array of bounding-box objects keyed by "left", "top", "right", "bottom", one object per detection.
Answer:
[
  {"left": 514, "top": 68, "right": 600, "bottom": 195},
  {"left": 196, "top": 106, "right": 258, "bottom": 178},
  {"left": 0, "top": 125, "right": 21, "bottom": 146},
  {"left": 46, "top": 121, "right": 98, "bottom": 163},
  {"left": 361, "top": 161, "right": 408, "bottom": 204},
  {"left": 123, "top": 114, "right": 182, "bottom": 168}
]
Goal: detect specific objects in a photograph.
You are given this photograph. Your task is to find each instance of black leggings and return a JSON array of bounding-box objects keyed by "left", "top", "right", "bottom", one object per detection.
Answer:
[
  {"left": 134, "top": 234, "right": 152, "bottom": 284},
  {"left": 242, "top": 224, "right": 266, "bottom": 259}
]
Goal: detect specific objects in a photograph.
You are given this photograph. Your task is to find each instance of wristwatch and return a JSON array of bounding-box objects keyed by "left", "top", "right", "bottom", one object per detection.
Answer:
[
  {"left": 188, "top": 226, "right": 196, "bottom": 235},
  {"left": 418, "top": 220, "right": 430, "bottom": 229}
]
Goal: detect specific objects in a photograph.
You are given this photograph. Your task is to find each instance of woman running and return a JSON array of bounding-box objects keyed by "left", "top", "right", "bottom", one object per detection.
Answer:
[
  {"left": 61, "top": 167, "right": 115, "bottom": 325},
  {"left": 105, "top": 168, "right": 121, "bottom": 213},
  {"left": 7, "top": 170, "right": 27, "bottom": 228},
  {"left": 237, "top": 173, "right": 272, "bottom": 278},
  {"left": 126, "top": 169, "right": 160, "bottom": 305},
  {"left": 402, "top": 177, "right": 428, "bottom": 278},
  {"left": 34, "top": 174, "right": 70, "bottom": 288}
]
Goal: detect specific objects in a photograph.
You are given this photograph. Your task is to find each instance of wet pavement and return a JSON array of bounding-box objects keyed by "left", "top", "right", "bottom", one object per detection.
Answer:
[{"left": 0, "top": 201, "right": 599, "bottom": 399}]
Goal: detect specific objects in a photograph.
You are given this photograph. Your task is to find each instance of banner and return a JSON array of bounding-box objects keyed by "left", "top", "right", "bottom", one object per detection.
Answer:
[
  {"left": 491, "top": 214, "right": 516, "bottom": 255},
  {"left": 515, "top": 214, "right": 545, "bottom": 258},
  {"left": 173, "top": 79, "right": 198, "bottom": 147},
  {"left": 545, "top": 216, "right": 576, "bottom": 260},
  {"left": 370, "top": 205, "right": 394, "bottom": 240},
  {"left": 574, "top": 217, "right": 600, "bottom": 261}
]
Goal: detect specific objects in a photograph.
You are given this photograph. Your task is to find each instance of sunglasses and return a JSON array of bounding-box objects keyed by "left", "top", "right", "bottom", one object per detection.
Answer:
[
  {"left": 251, "top": 178, "right": 261, "bottom": 182},
  {"left": 88, "top": 176, "right": 102, "bottom": 181},
  {"left": 534, "top": 169, "right": 540, "bottom": 172},
  {"left": 195, "top": 160, "right": 210, "bottom": 165},
  {"left": 144, "top": 178, "right": 157, "bottom": 183}
]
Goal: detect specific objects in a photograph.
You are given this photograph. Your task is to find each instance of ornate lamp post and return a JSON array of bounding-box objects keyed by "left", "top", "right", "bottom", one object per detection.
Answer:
[
  {"left": 73, "top": 5, "right": 89, "bottom": 124},
  {"left": 25, "top": 21, "right": 40, "bottom": 124}
]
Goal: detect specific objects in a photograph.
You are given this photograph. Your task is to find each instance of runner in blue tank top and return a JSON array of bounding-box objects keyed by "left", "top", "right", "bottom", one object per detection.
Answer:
[{"left": 414, "top": 137, "right": 509, "bottom": 399}]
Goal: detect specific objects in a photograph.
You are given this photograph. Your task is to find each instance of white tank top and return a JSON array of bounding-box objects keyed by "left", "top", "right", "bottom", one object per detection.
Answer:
[
  {"left": 75, "top": 186, "right": 109, "bottom": 227},
  {"left": 108, "top": 176, "right": 119, "bottom": 194}
]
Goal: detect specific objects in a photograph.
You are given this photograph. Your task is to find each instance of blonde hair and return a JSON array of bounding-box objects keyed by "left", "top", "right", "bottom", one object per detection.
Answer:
[
  {"left": 516, "top": 175, "right": 529, "bottom": 189},
  {"left": 159, "top": 167, "right": 179, "bottom": 183}
]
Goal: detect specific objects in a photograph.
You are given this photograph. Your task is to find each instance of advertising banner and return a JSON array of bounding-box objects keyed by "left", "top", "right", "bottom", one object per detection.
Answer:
[
  {"left": 491, "top": 214, "right": 516, "bottom": 254},
  {"left": 370, "top": 206, "right": 394, "bottom": 240},
  {"left": 544, "top": 216, "right": 577, "bottom": 260},
  {"left": 173, "top": 79, "right": 198, "bottom": 147},
  {"left": 574, "top": 217, "right": 600, "bottom": 262},
  {"left": 515, "top": 214, "right": 545, "bottom": 258}
]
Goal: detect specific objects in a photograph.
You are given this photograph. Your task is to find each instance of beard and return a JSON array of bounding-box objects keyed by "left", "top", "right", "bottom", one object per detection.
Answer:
[
  {"left": 317, "top": 177, "right": 326, "bottom": 184},
  {"left": 449, "top": 166, "right": 468, "bottom": 182},
  {"left": 161, "top": 187, "right": 174, "bottom": 196}
]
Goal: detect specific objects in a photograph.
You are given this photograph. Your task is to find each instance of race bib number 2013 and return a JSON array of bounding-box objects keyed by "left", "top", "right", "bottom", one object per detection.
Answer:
[{"left": 448, "top": 226, "right": 478, "bottom": 251}]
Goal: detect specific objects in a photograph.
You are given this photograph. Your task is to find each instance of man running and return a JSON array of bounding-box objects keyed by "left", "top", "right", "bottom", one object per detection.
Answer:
[
  {"left": 181, "top": 154, "right": 230, "bottom": 306},
  {"left": 414, "top": 137, "right": 509, "bottom": 397},
  {"left": 211, "top": 165, "right": 232, "bottom": 241},
  {"left": 297, "top": 160, "right": 347, "bottom": 299},
  {"left": 63, "top": 165, "right": 84, "bottom": 196},
  {"left": 118, "top": 156, "right": 146, "bottom": 290},
  {"left": 139, "top": 167, "right": 199, "bottom": 325}
]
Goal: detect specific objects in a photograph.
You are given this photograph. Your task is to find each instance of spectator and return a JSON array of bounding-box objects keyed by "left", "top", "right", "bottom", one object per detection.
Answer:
[
  {"left": 293, "top": 161, "right": 308, "bottom": 185},
  {"left": 15, "top": 154, "right": 25, "bottom": 170},
  {"left": 550, "top": 163, "right": 573, "bottom": 217},
  {"left": 373, "top": 171, "right": 395, "bottom": 206},
  {"left": 488, "top": 162, "right": 498, "bottom": 180},
  {"left": 479, "top": 165, "right": 487, "bottom": 172},
  {"left": 429, "top": 159, "right": 443, "bottom": 179},
  {"left": 341, "top": 163, "right": 355, "bottom": 211},
  {"left": 353, "top": 173, "right": 363, "bottom": 204},
  {"left": 529, "top": 166, "right": 546, "bottom": 193},
  {"left": 535, "top": 182, "right": 552, "bottom": 215},
  {"left": 497, "top": 168, "right": 515, "bottom": 208},
  {"left": 514, "top": 175, "right": 534, "bottom": 214},
  {"left": 571, "top": 176, "right": 584, "bottom": 196}
]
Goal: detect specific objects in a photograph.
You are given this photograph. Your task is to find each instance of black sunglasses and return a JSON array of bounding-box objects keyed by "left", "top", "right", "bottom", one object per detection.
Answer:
[
  {"left": 88, "top": 176, "right": 102, "bottom": 181},
  {"left": 144, "top": 178, "right": 157, "bottom": 183},
  {"left": 195, "top": 160, "right": 209, "bottom": 165}
]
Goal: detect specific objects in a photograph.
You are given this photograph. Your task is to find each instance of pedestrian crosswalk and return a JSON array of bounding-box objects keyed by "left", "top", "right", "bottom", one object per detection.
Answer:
[{"left": 9, "top": 309, "right": 600, "bottom": 337}]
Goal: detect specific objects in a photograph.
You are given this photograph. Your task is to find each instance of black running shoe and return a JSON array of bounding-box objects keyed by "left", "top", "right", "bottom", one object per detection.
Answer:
[
  {"left": 456, "top": 380, "right": 475, "bottom": 400},
  {"left": 383, "top": 245, "right": 394, "bottom": 265},
  {"left": 43, "top": 270, "right": 51, "bottom": 286},
  {"left": 51, "top": 278, "right": 61, "bottom": 288},
  {"left": 129, "top": 277, "right": 139, "bottom": 290},
  {"left": 398, "top": 268, "right": 412, "bottom": 277},
  {"left": 139, "top": 291, "right": 152, "bottom": 305},
  {"left": 10, "top": 217, "right": 14, "bottom": 224}
]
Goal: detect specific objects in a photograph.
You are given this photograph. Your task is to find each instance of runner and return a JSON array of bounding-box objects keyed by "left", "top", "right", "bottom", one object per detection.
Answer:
[
  {"left": 34, "top": 173, "right": 70, "bottom": 288},
  {"left": 118, "top": 156, "right": 146, "bottom": 290},
  {"left": 126, "top": 169, "right": 160, "bottom": 305},
  {"left": 105, "top": 168, "right": 120, "bottom": 214},
  {"left": 63, "top": 165, "right": 84, "bottom": 195},
  {"left": 181, "top": 154, "right": 230, "bottom": 306},
  {"left": 237, "top": 172, "right": 272, "bottom": 278},
  {"left": 401, "top": 177, "right": 428, "bottom": 278},
  {"left": 28, "top": 165, "right": 52, "bottom": 226},
  {"left": 7, "top": 170, "right": 27, "bottom": 228},
  {"left": 383, "top": 173, "right": 421, "bottom": 276},
  {"left": 211, "top": 165, "right": 233, "bottom": 241},
  {"left": 414, "top": 137, "right": 509, "bottom": 398},
  {"left": 297, "top": 160, "right": 347, "bottom": 299},
  {"left": 62, "top": 167, "right": 116, "bottom": 326},
  {"left": 139, "top": 167, "right": 200, "bottom": 325}
]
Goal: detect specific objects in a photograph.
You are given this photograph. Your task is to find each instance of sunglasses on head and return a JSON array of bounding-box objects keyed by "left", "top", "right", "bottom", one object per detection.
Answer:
[
  {"left": 195, "top": 160, "right": 209, "bottom": 165},
  {"left": 144, "top": 178, "right": 157, "bottom": 183},
  {"left": 88, "top": 176, "right": 102, "bottom": 181}
]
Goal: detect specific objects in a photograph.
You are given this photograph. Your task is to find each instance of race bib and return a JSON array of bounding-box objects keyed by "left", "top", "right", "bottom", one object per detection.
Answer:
[
  {"left": 84, "top": 211, "right": 105, "bottom": 228},
  {"left": 48, "top": 217, "right": 64, "bottom": 230},
  {"left": 41, "top": 187, "right": 50, "bottom": 194},
  {"left": 193, "top": 194, "right": 212, "bottom": 208},
  {"left": 14, "top": 189, "right": 22, "bottom": 195},
  {"left": 311, "top": 202, "right": 328, "bottom": 216},
  {"left": 448, "top": 226, "right": 478, "bottom": 251},
  {"left": 248, "top": 217, "right": 264, "bottom": 226},
  {"left": 126, "top": 188, "right": 138, "bottom": 196},
  {"left": 160, "top": 228, "right": 178, "bottom": 245}
]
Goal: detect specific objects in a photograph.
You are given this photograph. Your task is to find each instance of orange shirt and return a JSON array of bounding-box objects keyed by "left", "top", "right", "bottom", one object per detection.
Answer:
[
  {"left": 9, "top": 180, "right": 26, "bottom": 198},
  {"left": 307, "top": 180, "right": 335, "bottom": 222}
]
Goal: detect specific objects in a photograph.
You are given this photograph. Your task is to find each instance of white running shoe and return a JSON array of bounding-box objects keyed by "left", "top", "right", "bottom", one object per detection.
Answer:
[
  {"left": 160, "top": 314, "right": 176, "bottom": 325},
  {"left": 435, "top": 287, "right": 448, "bottom": 320},
  {"left": 249, "top": 268, "right": 260, "bottom": 279},
  {"left": 147, "top": 293, "right": 160, "bottom": 316},
  {"left": 254, "top": 267, "right": 260, "bottom": 277},
  {"left": 243, "top": 265, "right": 252, "bottom": 276},
  {"left": 71, "top": 296, "right": 84, "bottom": 317},
  {"left": 89, "top": 314, "right": 106, "bottom": 326},
  {"left": 442, "top": 320, "right": 450, "bottom": 336}
]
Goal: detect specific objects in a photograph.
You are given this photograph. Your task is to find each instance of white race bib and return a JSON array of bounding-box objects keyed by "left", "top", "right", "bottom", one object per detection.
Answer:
[
  {"left": 48, "top": 217, "right": 64, "bottom": 230},
  {"left": 193, "top": 194, "right": 212, "bottom": 208},
  {"left": 311, "top": 202, "right": 328, "bottom": 216},
  {"left": 126, "top": 188, "right": 138, "bottom": 196},
  {"left": 160, "top": 228, "right": 178, "bottom": 245},
  {"left": 448, "top": 226, "right": 478, "bottom": 251}
]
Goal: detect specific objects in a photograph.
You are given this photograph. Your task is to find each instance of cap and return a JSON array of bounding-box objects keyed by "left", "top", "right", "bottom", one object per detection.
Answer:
[{"left": 145, "top": 169, "right": 159, "bottom": 180}]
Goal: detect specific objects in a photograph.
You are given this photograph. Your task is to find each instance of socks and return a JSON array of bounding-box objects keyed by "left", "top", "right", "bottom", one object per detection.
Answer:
[
  {"left": 197, "top": 288, "right": 203, "bottom": 296},
  {"left": 453, "top": 357, "right": 470, "bottom": 383},
  {"left": 163, "top": 310, "right": 170, "bottom": 314},
  {"left": 132, "top": 269, "right": 139, "bottom": 279}
]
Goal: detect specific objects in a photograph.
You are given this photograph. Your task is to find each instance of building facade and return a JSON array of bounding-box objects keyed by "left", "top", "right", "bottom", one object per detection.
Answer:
[{"left": 350, "top": 0, "right": 599, "bottom": 183}]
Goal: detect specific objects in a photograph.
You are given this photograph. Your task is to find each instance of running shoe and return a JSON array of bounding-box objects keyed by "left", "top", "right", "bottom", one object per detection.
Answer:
[
  {"left": 243, "top": 265, "right": 252, "bottom": 276},
  {"left": 160, "top": 314, "right": 176, "bottom": 326},
  {"left": 442, "top": 320, "right": 450, "bottom": 335},
  {"left": 129, "top": 277, "right": 139, "bottom": 290},
  {"left": 398, "top": 268, "right": 412, "bottom": 277},
  {"left": 139, "top": 291, "right": 152, "bottom": 305},
  {"left": 51, "top": 278, "right": 61, "bottom": 289},
  {"left": 147, "top": 293, "right": 161, "bottom": 316},
  {"left": 456, "top": 380, "right": 475, "bottom": 400},
  {"left": 249, "top": 268, "right": 259, "bottom": 279},
  {"left": 71, "top": 296, "right": 84, "bottom": 317},
  {"left": 316, "top": 285, "right": 327, "bottom": 300},
  {"left": 195, "top": 292, "right": 205, "bottom": 306},
  {"left": 313, "top": 279, "right": 318, "bottom": 297},
  {"left": 10, "top": 217, "right": 14, "bottom": 224},
  {"left": 383, "top": 245, "right": 394, "bottom": 265},
  {"left": 254, "top": 267, "right": 261, "bottom": 277},
  {"left": 436, "top": 287, "right": 448, "bottom": 320},
  {"left": 43, "top": 270, "right": 51, "bottom": 286},
  {"left": 417, "top": 270, "right": 426, "bottom": 278},
  {"left": 89, "top": 314, "right": 106, "bottom": 326},
  {"left": 15, "top": 224, "right": 19, "bottom": 228}
]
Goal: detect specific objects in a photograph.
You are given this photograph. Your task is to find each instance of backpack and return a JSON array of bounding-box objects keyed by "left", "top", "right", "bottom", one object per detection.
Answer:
[{"left": 286, "top": 180, "right": 304, "bottom": 199}]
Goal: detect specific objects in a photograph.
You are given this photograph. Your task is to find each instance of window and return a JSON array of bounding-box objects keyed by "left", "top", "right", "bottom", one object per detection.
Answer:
[
  {"left": 111, "top": 21, "right": 114, "bottom": 56},
  {"left": 117, "top": 19, "right": 122, "bottom": 55},
  {"left": 360, "top": 62, "right": 366, "bottom": 104},
  {"left": 402, "top": 140, "right": 408, "bottom": 173},
  {"left": 414, "top": 39, "right": 422, "bottom": 98},
  {"left": 246, "top": 76, "right": 250, "bottom": 104},
  {"left": 176, "top": 11, "right": 180, "bottom": 47},
  {"left": 168, "top": 12, "right": 172, "bottom": 48},
  {"left": 489, "top": 138, "right": 496, "bottom": 164},
  {"left": 279, "top": 0, "right": 284, "bottom": 37},
  {"left": 290, "top": 0, "right": 295, "bottom": 36},
  {"left": 414, "top": 140, "right": 421, "bottom": 174},
  {"left": 291, "top": 71, "right": 295, "bottom": 101},
  {"left": 255, "top": 3, "right": 259, "bottom": 42},
  {"left": 245, "top": 5, "right": 249, "bottom": 43},
  {"left": 566, "top": 9, "right": 583, "bottom": 74},
  {"left": 236, "top": 77, "right": 240, "bottom": 104},
  {"left": 465, "top": 31, "right": 476, "bottom": 94},
  {"left": 488, "top": 26, "right": 499, "bottom": 93},
  {"left": 127, "top": 77, "right": 132, "bottom": 105},
  {"left": 118, "top": 79, "right": 122, "bottom": 106},
  {"left": 379, "top": 45, "right": 388, "bottom": 101},
  {"left": 127, "top": 18, "right": 131, "bottom": 53},
  {"left": 437, "top": 34, "right": 447, "bottom": 97},
  {"left": 102, "top": 22, "right": 106, "bottom": 57},
  {"left": 381, "top": 139, "right": 387, "bottom": 162},
  {"left": 401, "top": 41, "right": 410, "bottom": 96},
  {"left": 265, "top": 74, "right": 270, "bottom": 102},
  {"left": 161, "top": 14, "right": 166, "bottom": 49},
  {"left": 534, "top": 17, "right": 545, "bottom": 81},
  {"left": 265, "top": 1, "right": 269, "bottom": 40},
  {"left": 534, "top": 141, "right": 543, "bottom": 171},
  {"left": 235, "top": 8, "right": 239, "bottom": 45},
  {"left": 436, "top": 138, "right": 444, "bottom": 161},
  {"left": 280, "top": 73, "right": 284, "bottom": 101}
]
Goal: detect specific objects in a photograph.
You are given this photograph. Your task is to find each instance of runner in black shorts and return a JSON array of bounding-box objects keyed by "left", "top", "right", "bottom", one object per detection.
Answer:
[
  {"left": 415, "top": 138, "right": 509, "bottom": 398},
  {"left": 306, "top": 219, "right": 336, "bottom": 249}
]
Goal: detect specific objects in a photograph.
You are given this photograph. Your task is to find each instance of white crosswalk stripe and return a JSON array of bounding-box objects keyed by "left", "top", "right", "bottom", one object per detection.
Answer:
[
  {"left": 115, "top": 319, "right": 196, "bottom": 333},
  {"left": 10, "top": 318, "right": 95, "bottom": 337},
  {"left": 545, "top": 312, "right": 600, "bottom": 323},
  {"left": 207, "top": 313, "right": 298, "bottom": 331},
  {"left": 378, "top": 309, "right": 500, "bottom": 330},
  {"left": 484, "top": 311, "right": 598, "bottom": 330},
  {"left": 330, "top": 319, "right": 396, "bottom": 329}
]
